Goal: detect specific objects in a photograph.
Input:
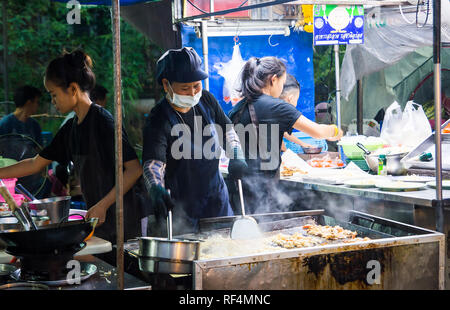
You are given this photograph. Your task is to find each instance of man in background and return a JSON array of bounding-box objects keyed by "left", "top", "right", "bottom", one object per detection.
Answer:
[
  {"left": 0, "top": 85, "right": 43, "bottom": 146},
  {"left": 90, "top": 84, "right": 108, "bottom": 108}
]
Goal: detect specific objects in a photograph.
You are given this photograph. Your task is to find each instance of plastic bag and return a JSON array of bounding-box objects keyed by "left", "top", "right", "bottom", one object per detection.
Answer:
[
  {"left": 381, "top": 101, "right": 432, "bottom": 147},
  {"left": 347, "top": 119, "right": 381, "bottom": 137},
  {"left": 214, "top": 43, "right": 246, "bottom": 106},
  {"left": 401, "top": 101, "right": 432, "bottom": 147},
  {"left": 380, "top": 101, "right": 404, "bottom": 146}
]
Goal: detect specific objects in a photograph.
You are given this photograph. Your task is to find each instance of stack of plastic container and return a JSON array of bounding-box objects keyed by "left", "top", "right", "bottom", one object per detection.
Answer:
[{"left": 0, "top": 178, "right": 26, "bottom": 206}]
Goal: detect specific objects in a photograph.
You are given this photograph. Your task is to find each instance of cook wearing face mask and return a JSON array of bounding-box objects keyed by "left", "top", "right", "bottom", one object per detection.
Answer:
[{"left": 142, "top": 47, "right": 247, "bottom": 236}]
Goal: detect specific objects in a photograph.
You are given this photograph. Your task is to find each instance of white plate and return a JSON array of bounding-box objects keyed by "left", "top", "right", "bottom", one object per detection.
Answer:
[
  {"left": 426, "top": 180, "right": 450, "bottom": 190},
  {"left": 394, "top": 175, "right": 435, "bottom": 183},
  {"left": 343, "top": 179, "right": 377, "bottom": 188},
  {"left": 375, "top": 181, "right": 427, "bottom": 192}
]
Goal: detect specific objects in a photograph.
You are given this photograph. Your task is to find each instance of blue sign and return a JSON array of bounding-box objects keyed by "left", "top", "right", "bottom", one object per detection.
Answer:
[{"left": 313, "top": 5, "right": 364, "bottom": 45}]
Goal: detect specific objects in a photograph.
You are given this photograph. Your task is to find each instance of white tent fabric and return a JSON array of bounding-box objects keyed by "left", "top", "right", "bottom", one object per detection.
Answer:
[
  {"left": 341, "top": 4, "right": 450, "bottom": 101},
  {"left": 339, "top": 46, "right": 450, "bottom": 126}
]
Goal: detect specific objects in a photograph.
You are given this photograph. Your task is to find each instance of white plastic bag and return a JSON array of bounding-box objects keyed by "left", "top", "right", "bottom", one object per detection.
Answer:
[
  {"left": 380, "top": 101, "right": 404, "bottom": 146},
  {"left": 381, "top": 100, "right": 432, "bottom": 147},
  {"left": 214, "top": 43, "right": 246, "bottom": 106},
  {"left": 401, "top": 101, "right": 432, "bottom": 147}
]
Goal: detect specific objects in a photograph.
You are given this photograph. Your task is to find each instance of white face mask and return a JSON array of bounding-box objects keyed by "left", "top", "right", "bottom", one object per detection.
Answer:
[{"left": 166, "top": 82, "right": 202, "bottom": 108}]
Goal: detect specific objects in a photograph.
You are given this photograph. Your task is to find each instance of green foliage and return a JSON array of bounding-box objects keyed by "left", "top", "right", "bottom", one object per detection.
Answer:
[
  {"left": 313, "top": 44, "right": 346, "bottom": 104},
  {"left": 0, "top": 1, "right": 163, "bottom": 159}
]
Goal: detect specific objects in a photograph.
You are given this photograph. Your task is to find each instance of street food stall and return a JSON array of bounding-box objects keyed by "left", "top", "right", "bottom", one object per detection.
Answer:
[{"left": 0, "top": 0, "right": 447, "bottom": 291}]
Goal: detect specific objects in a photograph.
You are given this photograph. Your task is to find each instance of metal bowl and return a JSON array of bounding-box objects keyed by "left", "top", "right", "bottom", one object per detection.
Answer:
[
  {"left": 301, "top": 146, "right": 323, "bottom": 154},
  {"left": 0, "top": 216, "right": 50, "bottom": 231},
  {"left": 26, "top": 196, "right": 71, "bottom": 223},
  {"left": 363, "top": 154, "right": 380, "bottom": 173},
  {"left": 386, "top": 153, "right": 408, "bottom": 176},
  {"left": 363, "top": 152, "right": 409, "bottom": 175},
  {"left": 137, "top": 237, "right": 201, "bottom": 274}
]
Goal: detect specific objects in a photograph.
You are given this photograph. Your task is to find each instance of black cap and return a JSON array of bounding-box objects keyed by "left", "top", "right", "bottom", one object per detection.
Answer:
[{"left": 156, "top": 47, "right": 208, "bottom": 85}]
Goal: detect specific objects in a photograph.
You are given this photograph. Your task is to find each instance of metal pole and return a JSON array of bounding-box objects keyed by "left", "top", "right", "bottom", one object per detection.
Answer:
[
  {"left": 201, "top": 20, "right": 209, "bottom": 91},
  {"left": 356, "top": 79, "right": 363, "bottom": 135},
  {"left": 433, "top": 0, "right": 443, "bottom": 233},
  {"left": 111, "top": 0, "right": 124, "bottom": 290},
  {"left": 209, "top": 0, "right": 214, "bottom": 21},
  {"left": 2, "top": 0, "right": 8, "bottom": 113},
  {"left": 334, "top": 44, "right": 341, "bottom": 130}
]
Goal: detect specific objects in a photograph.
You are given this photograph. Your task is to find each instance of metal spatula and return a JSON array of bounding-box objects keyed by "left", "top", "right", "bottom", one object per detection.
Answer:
[
  {"left": 166, "top": 189, "right": 173, "bottom": 240},
  {"left": 230, "top": 179, "right": 262, "bottom": 240}
]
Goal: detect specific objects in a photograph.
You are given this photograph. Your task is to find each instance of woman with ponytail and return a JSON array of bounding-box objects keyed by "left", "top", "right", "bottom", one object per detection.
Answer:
[
  {"left": 229, "top": 56, "right": 343, "bottom": 214},
  {"left": 0, "top": 50, "right": 143, "bottom": 246}
]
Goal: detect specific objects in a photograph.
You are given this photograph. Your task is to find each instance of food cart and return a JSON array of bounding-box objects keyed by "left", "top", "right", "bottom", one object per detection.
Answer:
[{"left": 0, "top": 0, "right": 447, "bottom": 291}]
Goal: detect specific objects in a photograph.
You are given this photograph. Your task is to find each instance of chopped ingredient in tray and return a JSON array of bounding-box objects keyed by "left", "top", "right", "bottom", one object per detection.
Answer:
[
  {"left": 443, "top": 123, "right": 450, "bottom": 133},
  {"left": 272, "top": 233, "right": 321, "bottom": 249},
  {"left": 280, "top": 166, "right": 308, "bottom": 176},
  {"left": 307, "top": 155, "right": 344, "bottom": 168},
  {"left": 302, "top": 224, "right": 357, "bottom": 240}
]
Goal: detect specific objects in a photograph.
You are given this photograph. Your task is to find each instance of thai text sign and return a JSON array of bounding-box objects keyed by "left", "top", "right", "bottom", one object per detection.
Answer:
[{"left": 313, "top": 5, "right": 364, "bottom": 45}]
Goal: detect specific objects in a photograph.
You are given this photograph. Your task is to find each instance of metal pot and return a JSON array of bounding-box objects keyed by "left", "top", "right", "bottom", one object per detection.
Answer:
[
  {"left": 25, "top": 196, "right": 71, "bottom": 224},
  {"left": 363, "top": 153, "right": 379, "bottom": 173},
  {"left": 386, "top": 153, "right": 408, "bottom": 175},
  {"left": 0, "top": 216, "right": 50, "bottom": 232},
  {"left": 301, "top": 146, "right": 323, "bottom": 154},
  {"left": 137, "top": 237, "right": 201, "bottom": 274}
]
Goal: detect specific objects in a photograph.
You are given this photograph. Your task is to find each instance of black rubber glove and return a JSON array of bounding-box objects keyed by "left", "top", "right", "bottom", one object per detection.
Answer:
[
  {"left": 149, "top": 184, "right": 175, "bottom": 219},
  {"left": 228, "top": 147, "right": 248, "bottom": 180}
]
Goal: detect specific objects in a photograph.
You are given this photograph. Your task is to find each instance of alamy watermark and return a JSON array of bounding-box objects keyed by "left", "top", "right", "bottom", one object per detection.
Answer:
[
  {"left": 366, "top": 260, "right": 381, "bottom": 285},
  {"left": 66, "top": 0, "right": 81, "bottom": 25},
  {"left": 66, "top": 259, "right": 82, "bottom": 284},
  {"left": 169, "top": 116, "right": 281, "bottom": 171}
]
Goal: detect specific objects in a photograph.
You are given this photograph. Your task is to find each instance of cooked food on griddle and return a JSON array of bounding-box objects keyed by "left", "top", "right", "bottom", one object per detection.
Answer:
[
  {"left": 342, "top": 237, "right": 371, "bottom": 243},
  {"left": 272, "top": 233, "right": 321, "bottom": 249},
  {"left": 280, "top": 166, "right": 307, "bottom": 177},
  {"left": 302, "top": 224, "right": 358, "bottom": 240},
  {"left": 199, "top": 234, "right": 280, "bottom": 259}
]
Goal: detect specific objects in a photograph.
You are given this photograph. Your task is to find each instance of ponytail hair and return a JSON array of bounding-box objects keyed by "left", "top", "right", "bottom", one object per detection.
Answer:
[
  {"left": 239, "top": 56, "right": 286, "bottom": 100},
  {"left": 45, "top": 49, "right": 96, "bottom": 92}
]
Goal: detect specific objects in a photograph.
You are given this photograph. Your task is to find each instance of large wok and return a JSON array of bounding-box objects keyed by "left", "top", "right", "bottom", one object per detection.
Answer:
[{"left": 0, "top": 218, "right": 97, "bottom": 254}]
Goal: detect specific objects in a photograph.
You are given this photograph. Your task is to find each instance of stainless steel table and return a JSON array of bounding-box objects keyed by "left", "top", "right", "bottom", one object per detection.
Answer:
[{"left": 280, "top": 177, "right": 450, "bottom": 207}]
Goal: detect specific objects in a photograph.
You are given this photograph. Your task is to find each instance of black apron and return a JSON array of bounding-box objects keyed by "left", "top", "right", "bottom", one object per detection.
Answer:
[
  {"left": 160, "top": 98, "right": 233, "bottom": 235},
  {"left": 231, "top": 100, "right": 280, "bottom": 214},
  {"left": 69, "top": 112, "right": 140, "bottom": 244}
]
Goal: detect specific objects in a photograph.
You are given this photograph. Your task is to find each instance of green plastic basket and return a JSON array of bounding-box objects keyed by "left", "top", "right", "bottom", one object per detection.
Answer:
[
  {"left": 346, "top": 159, "right": 370, "bottom": 172},
  {"left": 338, "top": 143, "right": 384, "bottom": 160}
]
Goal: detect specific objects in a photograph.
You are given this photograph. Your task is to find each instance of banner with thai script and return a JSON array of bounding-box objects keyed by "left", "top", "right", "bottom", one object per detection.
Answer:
[{"left": 313, "top": 5, "right": 364, "bottom": 45}]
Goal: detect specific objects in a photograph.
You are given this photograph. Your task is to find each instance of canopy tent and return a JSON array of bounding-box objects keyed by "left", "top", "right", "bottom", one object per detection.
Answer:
[
  {"left": 340, "top": 46, "right": 450, "bottom": 127},
  {"left": 339, "top": 4, "right": 450, "bottom": 127}
]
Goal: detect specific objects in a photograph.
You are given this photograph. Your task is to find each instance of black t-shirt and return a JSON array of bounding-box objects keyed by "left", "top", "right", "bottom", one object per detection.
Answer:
[
  {"left": 229, "top": 94, "right": 302, "bottom": 176},
  {"left": 142, "top": 90, "right": 231, "bottom": 164},
  {"left": 40, "top": 104, "right": 140, "bottom": 242}
]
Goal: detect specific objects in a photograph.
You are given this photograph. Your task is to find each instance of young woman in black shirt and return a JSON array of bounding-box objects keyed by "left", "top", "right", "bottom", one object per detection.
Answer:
[
  {"left": 0, "top": 50, "right": 143, "bottom": 244},
  {"left": 229, "top": 56, "right": 343, "bottom": 213}
]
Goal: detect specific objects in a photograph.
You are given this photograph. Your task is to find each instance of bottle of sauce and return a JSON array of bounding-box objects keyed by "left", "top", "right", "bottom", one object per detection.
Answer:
[{"left": 378, "top": 154, "right": 387, "bottom": 176}]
